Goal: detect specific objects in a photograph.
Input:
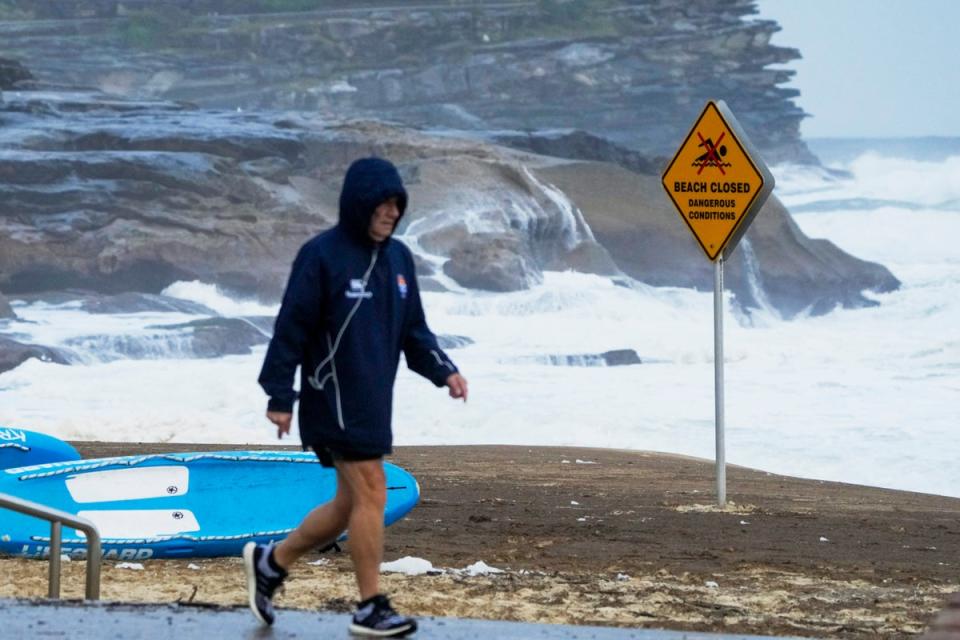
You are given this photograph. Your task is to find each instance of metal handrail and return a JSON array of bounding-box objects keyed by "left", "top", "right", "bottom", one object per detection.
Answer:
[{"left": 0, "top": 492, "right": 101, "bottom": 600}]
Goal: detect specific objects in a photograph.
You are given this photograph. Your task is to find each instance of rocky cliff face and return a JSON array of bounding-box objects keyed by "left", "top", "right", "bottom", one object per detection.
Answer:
[
  {"left": 0, "top": 89, "right": 896, "bottom": 319},
  {"left": 0, "top": 0, "right": 814, "bottom": 164}
]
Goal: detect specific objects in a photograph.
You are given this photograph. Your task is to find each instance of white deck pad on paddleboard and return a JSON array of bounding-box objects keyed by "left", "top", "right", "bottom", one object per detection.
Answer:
[
  {"left": 75, "top": 509, "right": 200, "bottom": 538},
  {"left": 66, "top": 466, "right": 189, "bottom": 503}
]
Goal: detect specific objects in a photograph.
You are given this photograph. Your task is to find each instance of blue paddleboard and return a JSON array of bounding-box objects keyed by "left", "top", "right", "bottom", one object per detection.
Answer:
[
  {"left": 0, "top": 428, "right": 81, "bottom": 470},
  {"left": 0, "top": 451, "right": 420, "bottom": 560}
]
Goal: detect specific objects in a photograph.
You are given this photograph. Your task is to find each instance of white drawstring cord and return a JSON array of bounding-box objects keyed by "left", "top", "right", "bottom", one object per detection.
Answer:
[{"left": 307, "top": 247, "right": 379, "bottom": 390}]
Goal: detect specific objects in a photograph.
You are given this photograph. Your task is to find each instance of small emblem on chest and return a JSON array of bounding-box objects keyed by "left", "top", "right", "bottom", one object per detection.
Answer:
[
  {"left": 397, "top": 274, "right": 408, "bottom": 299},
  {"left": 345, "top": 278, "right": 373, "bottom": 299}
]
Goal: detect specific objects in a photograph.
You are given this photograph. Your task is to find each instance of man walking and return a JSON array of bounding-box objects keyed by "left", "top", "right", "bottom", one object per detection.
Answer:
[{"left": 244, "top": 157, "right": 468, "bottom": 637}]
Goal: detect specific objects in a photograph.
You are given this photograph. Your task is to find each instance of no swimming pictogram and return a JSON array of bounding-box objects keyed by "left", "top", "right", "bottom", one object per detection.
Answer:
[{"left": 693, "top": 131, "right": 731, "bottom": 175}]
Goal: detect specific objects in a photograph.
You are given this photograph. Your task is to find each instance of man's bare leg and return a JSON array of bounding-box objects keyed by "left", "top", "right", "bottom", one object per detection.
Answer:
[
  {"left": 336, "top": 459, "right": 386, "bottom": 600},
  {"left": 273, "top": 468, "right": 353, "bottom": 570}
]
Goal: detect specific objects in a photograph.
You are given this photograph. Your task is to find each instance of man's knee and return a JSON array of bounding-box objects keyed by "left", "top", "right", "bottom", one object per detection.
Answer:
[
  {"left": 356, "top": 477, "right": 386, "bottom": 511},
  {"left": 339, "top": 460, "right": 386, "bottom": 509},
  {"left": 362, "top": 489, "right": 386, "bottom": 512}
]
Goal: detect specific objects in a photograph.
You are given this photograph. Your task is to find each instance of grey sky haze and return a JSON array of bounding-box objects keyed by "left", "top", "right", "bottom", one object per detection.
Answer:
[{"left": 754, "top": 0, "right": 960, "bottom": 138}]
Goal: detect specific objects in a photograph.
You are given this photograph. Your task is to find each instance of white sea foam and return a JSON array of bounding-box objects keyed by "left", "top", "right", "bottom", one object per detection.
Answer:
[
  {"left": 0, "top": 143, "right": 957, "bottom": 499},
  {"left": 2, "top": 306, "right": 202, "bottom": 364},
  {"left": 841, "top": 154, "right": 960, "bottom": 207},
  {"left": 161, "top": 281, "right": 278, "bottom": 317}
]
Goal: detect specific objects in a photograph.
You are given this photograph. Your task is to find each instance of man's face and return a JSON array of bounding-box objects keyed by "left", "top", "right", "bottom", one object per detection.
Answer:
[{"left": 368, "top": 196, "right": 400, "bottom": 242}]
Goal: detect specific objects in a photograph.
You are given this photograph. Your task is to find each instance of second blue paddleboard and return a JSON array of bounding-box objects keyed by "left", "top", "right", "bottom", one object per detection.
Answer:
[{"left": 0, "top": 428, "right": 81, "bottom": 470}]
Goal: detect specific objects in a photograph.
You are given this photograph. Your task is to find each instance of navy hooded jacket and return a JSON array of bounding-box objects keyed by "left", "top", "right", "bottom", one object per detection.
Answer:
[{"left": 258, "top": 157, "right": 458, "bottom": 456}]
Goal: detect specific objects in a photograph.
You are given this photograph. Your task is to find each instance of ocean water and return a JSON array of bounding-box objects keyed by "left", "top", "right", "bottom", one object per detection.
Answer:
[{"left": 0, "top": 139, "right": 957, "bottom": 498}]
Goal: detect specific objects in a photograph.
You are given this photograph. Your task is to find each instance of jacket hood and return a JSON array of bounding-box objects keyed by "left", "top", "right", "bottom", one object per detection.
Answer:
[{"left": 337, "top": 157, "right": 408, "bottom": 245}]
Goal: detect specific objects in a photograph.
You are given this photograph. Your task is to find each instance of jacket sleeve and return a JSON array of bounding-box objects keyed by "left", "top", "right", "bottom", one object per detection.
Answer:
[
  {"left": 258, "top": 246, "right": 325, "bottom": 412},
  {"left": 403, "top": 269, "right": 458, "bottom": 387}
]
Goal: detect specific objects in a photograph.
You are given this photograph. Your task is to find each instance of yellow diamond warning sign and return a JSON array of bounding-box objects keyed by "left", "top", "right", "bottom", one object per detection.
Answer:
[{"left": 661, "top": 100, "right": 774, "bottom": 261}]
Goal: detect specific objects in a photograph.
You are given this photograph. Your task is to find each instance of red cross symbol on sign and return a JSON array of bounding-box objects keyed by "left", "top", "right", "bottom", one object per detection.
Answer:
[{"left": 695, "top": 131, "right": 727, "bottom": 176}]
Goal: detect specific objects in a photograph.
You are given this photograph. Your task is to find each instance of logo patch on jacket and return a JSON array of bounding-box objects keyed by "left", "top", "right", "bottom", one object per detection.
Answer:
[
  {"left": 397, "top": 274, "right": 408, "bottom": 299},
  {"left": 345, "top": 278, "right": 372, "bottom": 299}
]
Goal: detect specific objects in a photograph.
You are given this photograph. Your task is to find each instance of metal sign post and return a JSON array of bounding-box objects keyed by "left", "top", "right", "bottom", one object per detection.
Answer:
[
  {"left": 661, "top": 100, "right": 774, "bottom": 507},
  {"left": 714, "top": 258, "right": 726, "bottom": 506}
]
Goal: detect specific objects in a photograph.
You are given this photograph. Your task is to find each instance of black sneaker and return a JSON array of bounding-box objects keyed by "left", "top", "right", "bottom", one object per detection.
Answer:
[
  {"left": 349, "top": 594, "right": 417, "bottom": 637},
  {"left": 242, "top": 541, "right": 287, "bottom": 626}
]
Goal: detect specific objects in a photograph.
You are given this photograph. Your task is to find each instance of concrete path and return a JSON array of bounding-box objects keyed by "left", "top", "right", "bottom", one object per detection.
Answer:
[{"left": 0, "top": 598, "right": 806, "bottom": 639}]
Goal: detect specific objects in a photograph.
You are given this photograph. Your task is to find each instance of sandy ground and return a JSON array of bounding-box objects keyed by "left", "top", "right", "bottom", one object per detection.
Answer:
[{"left": 2, "top": 443, "right": 958, "bottom": 639}]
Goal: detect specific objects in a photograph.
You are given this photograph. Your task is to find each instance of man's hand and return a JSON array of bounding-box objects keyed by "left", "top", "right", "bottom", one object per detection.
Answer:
[
  {"left": 445, "top": 373, "right": 468, "bottom": 402},
  {"left": 267, "top": 411, "right": 293, "bottom": 440}
]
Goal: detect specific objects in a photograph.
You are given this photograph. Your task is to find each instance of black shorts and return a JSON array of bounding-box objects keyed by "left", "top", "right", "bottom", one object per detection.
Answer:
[{"left": 312, "top": 445, "right": 382, "bottom": 468}]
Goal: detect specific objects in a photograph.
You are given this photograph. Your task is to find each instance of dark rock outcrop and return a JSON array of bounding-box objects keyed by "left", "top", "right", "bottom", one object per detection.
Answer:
[
  {"left": 144, "top": 317, "right": 270, "bottom": 357},
  {"left": 0, "top": 1, "right": 814, "bottom": 164},
  {"left": 599, "top": 349, "right": 643, "bottom": 367},
  {"left": 511, "top": 349, "right": 643, "bottom": 367},
  {"left": 0, "top": 337, "right": 69, "bottom": 374},
  {"left": 56, "top": 318, "right": 270, "bottom": 362},
  {"left": 0, "top": 310, "right": 277, "bottom": 371}
]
